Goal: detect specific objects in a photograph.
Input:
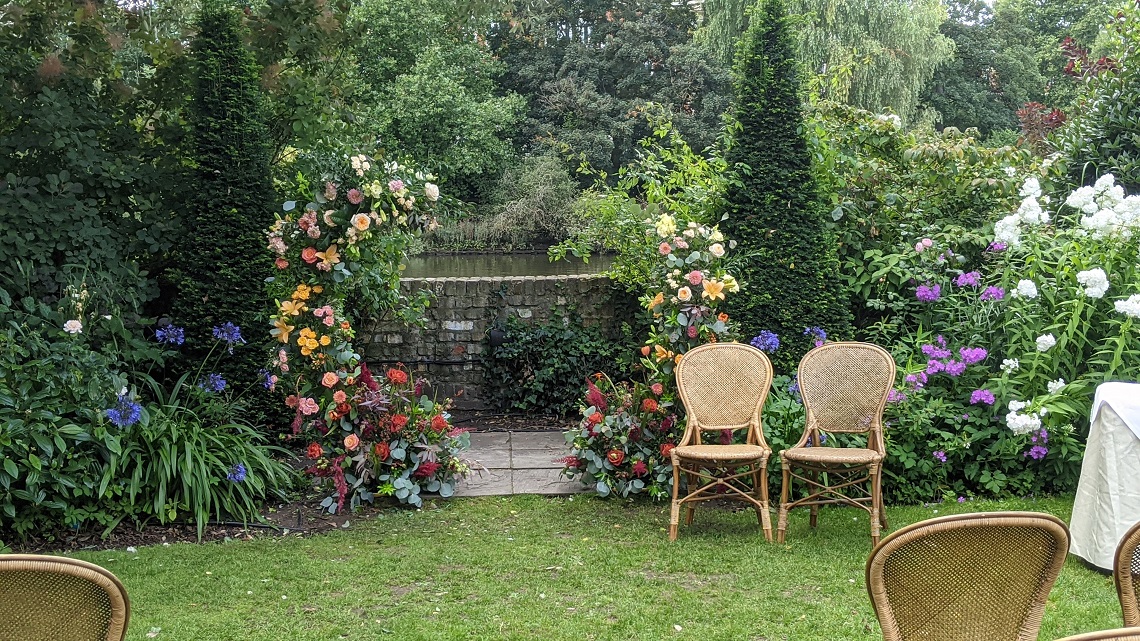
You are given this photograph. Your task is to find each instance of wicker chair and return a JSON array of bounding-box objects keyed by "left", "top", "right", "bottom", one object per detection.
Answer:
[
  {"left": 866, "top": 512, "right": 1070, "bottom": 641},
  {"left": 670, "top": 342, "right": 774, "bottom": 541},
  {"left": 776, "top": 341, "right": 895, "bottom": 545},
  {"left": 0, "top": 554, "right": 130, "bottom": 641},
  {"left": 1115, "top": 520, "right": 1140, "bottom": 626},
  {"left": 1054, "top": 631, "right": 1140, "bottom": 641}
]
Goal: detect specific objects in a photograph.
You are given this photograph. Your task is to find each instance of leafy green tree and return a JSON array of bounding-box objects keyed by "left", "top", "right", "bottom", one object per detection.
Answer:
[
  {"left": 700, "top": 0, "right": 954, "bottom": 123},
  {"left": 490, "top": 0, "right": 731, "bottom": 181},
  {"left": 353, "top": 0, "right": 523, "bottom": 202},
  {"left": 722, "top": 0, "right": 851, "bottom": 371},
  {"left": 168, "top": 1, "right": 274, "bottom": 399}
]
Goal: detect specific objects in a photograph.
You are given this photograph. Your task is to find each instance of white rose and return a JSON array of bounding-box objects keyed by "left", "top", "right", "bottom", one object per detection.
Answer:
[
  {"left": 677, "top": 287, "right": 692, "bottom": 302},
  {"left": 708, "top": 243, "right": 725, "bottom": 258},
  {"left": 424, "top": 182, "right": 440, "bottom": 202},
  {"left": 63, "top": 319, "right": 83, "bottom": 334},
  {"left": 1036, "top": 334, "right": 1056, "bottom": 352}
]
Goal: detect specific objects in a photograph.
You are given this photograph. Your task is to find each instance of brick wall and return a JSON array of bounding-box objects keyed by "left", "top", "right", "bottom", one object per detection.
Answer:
[{"left": 360, "top": 274, "right": 621, "bottom": 409}]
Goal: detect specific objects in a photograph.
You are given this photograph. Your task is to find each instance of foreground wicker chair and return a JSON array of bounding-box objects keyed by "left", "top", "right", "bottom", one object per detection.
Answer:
[
  {"left": 777, "top": 341, "right": 895, "bottom": 545},
  {"left": 1054, "top": 631, "right": 1140, "bottom": 641},
  {"left": 1115, "top": 520, "right": 1140, "bottom": 626},
  {"left": 866, "top": 512, "right": 1070, "bottom": 641},
  {"left": 670, "top": 342, "right": 774, "bottom": 541},
  {"left": 0, "top": 554, "right": 130, "bottom": 641}
]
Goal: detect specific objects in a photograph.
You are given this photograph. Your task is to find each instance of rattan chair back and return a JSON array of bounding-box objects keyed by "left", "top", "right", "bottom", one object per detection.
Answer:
[
  {"left": 798, "top": 341, "right": 894, "bottom": 437},
  {"left": 866, "top": 512, "right": 1070, "bottom": 641},
  {"left": 1115, "top": 520, "right": 1140, "bottom": 626},
  {"left": 0, "top": 554, "right": 130, "bottom": 641},
  {"left": 1054, "top": 631, "right": 1140, "bottom": 641},
  {"left": 676, "top": 342, "right": 773, "bottom": 444}
]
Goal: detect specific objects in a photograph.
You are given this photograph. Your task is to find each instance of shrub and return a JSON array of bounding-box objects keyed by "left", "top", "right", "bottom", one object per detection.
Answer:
[
  {"left": 479, "top": 155, "right": 582, "bottom": 247},
  {"left": 721, "top": 0, "right": 852, "bottom": 372},
  {"left": 169, "top": 1, "right": 275, "bottom": 409}
]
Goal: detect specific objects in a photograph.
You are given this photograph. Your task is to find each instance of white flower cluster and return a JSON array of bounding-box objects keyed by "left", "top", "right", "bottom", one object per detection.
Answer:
[
  {"left": 1000, "top": 358, "right": 1020, "bottom": 374},
  {"left": 1076, "top": 268, "right": 1110, "bottom": 299},
  {"left": 1036, "top": 333, "right": 1056, "bottom": 352},
  {"left": 875, "top": 113, "right": 902, "bottom": 129},
  {"left": 1067, "top": 174, "right": 1140, "bottom": 239},
  {"left": 1047, "top": 379, "right": 1066, "bottom": 394},
  {"left": 1006, "top": 400, "right": 1044, "bottom": 435},
  {"left": 1012, "top": 279, "right": 1038, "bottom": 299},
  {"left": 994, "top": 177, "right": 1052, "bottom": 247},
  {"left": 1116, "top": 294, "right": 1140, "bottom": 319}
]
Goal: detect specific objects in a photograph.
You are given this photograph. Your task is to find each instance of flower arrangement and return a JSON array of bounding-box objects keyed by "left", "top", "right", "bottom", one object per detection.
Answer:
[{"left": 266, "top": 152, "right": 468, "bottom": 511}]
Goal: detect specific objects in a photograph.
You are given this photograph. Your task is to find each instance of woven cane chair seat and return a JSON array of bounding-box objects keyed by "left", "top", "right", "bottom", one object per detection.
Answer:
[
  {"left": 0, "top": 554, "right": 130, "bottom": 641},
  {"left": 782, "top": 446, "right": 882, "bottom": 465},
  {"left": 670, "top": 343, "right": 775, "bottom": 541},
  {"left": 674, "top": 443, "right": 770, "bottom": 462},
  {"left": 866, "top": 512, "right": 1069, "bottom": 641},
  {"left": 1114, "top": 519, "right": 1140, "bottom": 626},
  {"left": 1055, "top": 630, "right": 1140, "bottom": 641}
]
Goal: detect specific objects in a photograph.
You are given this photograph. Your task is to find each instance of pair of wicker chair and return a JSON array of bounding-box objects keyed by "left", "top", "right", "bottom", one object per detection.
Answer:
[
  {"left": 669, "top": 341, "right": 894, "bottom": 543},
  {"left": 866, "top": 513, "right": 1140, "bottom": 641},
  {"left": 0, "top": 554, "right": 129, "bottom": 641}
]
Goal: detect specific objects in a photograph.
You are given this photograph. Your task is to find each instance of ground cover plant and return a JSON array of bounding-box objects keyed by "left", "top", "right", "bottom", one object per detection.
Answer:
[{"left": 68, "top": 495, "right": 1119, "bottom": 641}]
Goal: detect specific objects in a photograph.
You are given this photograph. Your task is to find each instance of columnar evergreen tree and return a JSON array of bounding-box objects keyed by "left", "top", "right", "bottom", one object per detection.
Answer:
[
  {"left": 170, "top": 0, "right": 274, "bottom": 401},
  {"left": 722, "top": 0, "right": 852, "bottom": 372}
]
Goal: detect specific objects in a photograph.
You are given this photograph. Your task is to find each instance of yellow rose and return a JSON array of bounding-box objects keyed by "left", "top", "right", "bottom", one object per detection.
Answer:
[{"left": 319, "top": 335, "right": 331, "bottom": 346}]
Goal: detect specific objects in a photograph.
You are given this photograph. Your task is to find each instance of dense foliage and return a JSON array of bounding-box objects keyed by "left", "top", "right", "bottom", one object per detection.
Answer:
[{"left": 722, "top": 0, "right": 852, "bottom": 371}]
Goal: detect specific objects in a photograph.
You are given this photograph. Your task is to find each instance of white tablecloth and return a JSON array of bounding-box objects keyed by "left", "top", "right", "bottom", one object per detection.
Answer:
[{"left": 1070, "top": 383, "right": 1140, "bottom": 570}]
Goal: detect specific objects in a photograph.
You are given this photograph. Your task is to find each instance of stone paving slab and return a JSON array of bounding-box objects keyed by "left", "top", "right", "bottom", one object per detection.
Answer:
[{"left": 454, "top": 431, "right": 585, "bottom": 497}]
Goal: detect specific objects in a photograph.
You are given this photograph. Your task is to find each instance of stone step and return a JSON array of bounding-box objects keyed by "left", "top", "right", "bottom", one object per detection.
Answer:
[{"left": 455, "top": 431, "right": 585, "bottom": 496}]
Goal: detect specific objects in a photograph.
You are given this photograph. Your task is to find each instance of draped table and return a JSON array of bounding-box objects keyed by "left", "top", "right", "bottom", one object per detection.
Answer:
[{"left": 1070, "top": 382, "right": 1140, "bottom": 571}]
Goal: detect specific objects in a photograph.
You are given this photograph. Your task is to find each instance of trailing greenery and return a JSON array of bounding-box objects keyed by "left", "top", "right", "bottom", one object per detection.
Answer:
[
  {"left": 485, "top": 312, "right": 638, "bottom": 417},
  {"left": 722, "top": 0, "right": 852, "bottom": 371},
  {"left": 168, "top": 2, "right": 275, "bottom": 407}
]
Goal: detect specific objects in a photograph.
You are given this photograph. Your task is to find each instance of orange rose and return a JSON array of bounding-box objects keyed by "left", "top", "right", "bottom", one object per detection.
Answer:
[
  {"left": 587, "top": 412, "right": 604, "bottom": 425},
  {"left": 660, "top": 443, "right": 676, "bottom": 459},
  {"left": 374, "top": 441, "right": 391, "bottom": 460},
  {"left": 321, "top": 371, "right": 339, "bottom": 388},
  {"left": 606, "top": 449, "right": 625, "bottom": 466},
  {"left": 333, "top": 390, "right": 347, "bottom": 404},
  {"left": 306, "top": 442, "right": 323, "bottom": 459},
  {"left": 718, "top": 312, "right": 729, "bottom": 322},
  {"left": 343, "top": 433, "right": 360, "bottom": 451},
  {"left": 301, "top": 247, "right": 319, "bottom": 264}
]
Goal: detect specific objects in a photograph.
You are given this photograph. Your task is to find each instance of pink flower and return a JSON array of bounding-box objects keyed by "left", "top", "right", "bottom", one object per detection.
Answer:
[
  {"left": 915, "top": 242, "right": 925, "bottom": 253},
  {"left": 323, "top": 181, "right": 337, "bottom": 201},
  {"left": 659, "top": 242, "right": 672, "bottom": 255},
  {"left": 650, "top": 383, "right": 664, "bottom": 396},
  {"left": 347, "top": 189, "right": 363, "bottom": 205},
  {"left": 275, "top": 258, "right": 289, "bottom": 270},
  {"left": 321, "top": 372, "right": 339, "bottom": 388},
  {"left": 922, "top": 238, "right": 933, "bottom": 248},
  {"left": 343, "top": 433, "right": 360, "bottom": 451},
  {"left": 388, "top": 179, "right": 404, "bottom": 193},
  {"left": 298, "top": 397, "right": 320, "bottom": 415},
  {"left": 301, "top": 247, "right": 319, "bottom": 264},
  {"left": 632, "top": 460, "right": 648, "bottom": 476},
  {"left": 687, "top": 325, "right": 698, "bottom": 338},
  {"left": 686, "top": 270, "right": 703, "bottom": 286}
]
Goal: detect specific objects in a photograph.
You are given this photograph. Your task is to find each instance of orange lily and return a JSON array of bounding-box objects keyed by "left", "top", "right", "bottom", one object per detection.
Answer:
[
  {"left": 272, "top": 318, "right": 295, "bottom": 344},
  {"left": 702, "top": 279, "right": 725, "bottom": 301}
]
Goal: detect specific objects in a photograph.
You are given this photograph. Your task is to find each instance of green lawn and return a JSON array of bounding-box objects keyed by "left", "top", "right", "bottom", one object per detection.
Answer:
[{"left": 71, "top": 495, "right": 1120, "bottom": 641}]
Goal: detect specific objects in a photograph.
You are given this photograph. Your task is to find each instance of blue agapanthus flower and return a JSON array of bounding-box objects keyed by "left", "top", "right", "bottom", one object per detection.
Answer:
[
  {"left": 258, "top": 368, "right": 275, "bottom": 390},
  {"left": 226, "top": 463, "right": 247, "bottom": 483},
  {"left": 106, "top": 393, "right": 142, "bottom": 428},
  {"left": 155, "top": 325, "right": 185, "bottom": 346},
  {"left": 198, "top": 373, "right": 227, "bottom": 393},
  {"left": 212, "top": 322, "right": 246, "bottom": 353},
  {"left": 750, "top": 330, "right": 780, "bottom": 354}
]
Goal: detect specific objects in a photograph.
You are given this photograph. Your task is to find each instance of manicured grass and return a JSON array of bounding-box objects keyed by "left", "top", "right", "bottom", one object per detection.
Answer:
[{"left": 71, "top": 495, "right": 1118, "bottom": 641}]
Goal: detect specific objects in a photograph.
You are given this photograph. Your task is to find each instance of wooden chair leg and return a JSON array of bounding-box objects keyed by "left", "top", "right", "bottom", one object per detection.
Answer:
[
  {"left": 685, "top": 471, "right": 698, "bottom": 526},
  {"left": 757, "top": 461, "right": 773, "bottom": 542},
  {"left": 777, "top": 459, "right": 791, "bottom": 544},
  {"left": 669, "top": 460, "right": 681, "bottom": 541},
  {"left": 870, "top": 463, "right": 882, "bottom": 546},
  {"left": 809, "top": 469, "right": 819, "bottom": 529}
]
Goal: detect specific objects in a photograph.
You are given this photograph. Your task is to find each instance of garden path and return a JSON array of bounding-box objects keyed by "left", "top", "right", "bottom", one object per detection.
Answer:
[{"left": 455, "top": 431, "right": 584, "bottom": 496}]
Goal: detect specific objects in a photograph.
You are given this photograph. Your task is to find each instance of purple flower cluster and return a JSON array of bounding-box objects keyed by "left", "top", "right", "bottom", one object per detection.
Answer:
[
  {"left": 212, "top": 322, "right": 246, "bottom": 353},
  {"left": 986, "top": 241, "right": 1008, "bottom": 253},
  {"left": 155, "top": 325, "right": 185, "bottom": 346},
  {"left": 970, "top": 389, "right": 996, "bottom": 405},
  {"left": 226, "top": 463, "right": 247, "bottom": 483},
  {"left": 915, "top": 283, "right": 941, "bottom": 303},
  {"left": 958, "top": 347, "right": 987, "bottom": 365},
  {"left": 106, "top": 393, "right": 142, "bottom": 428},
  {"left": 953, "top": 271, "right": 981, "bottom": 288},
  {"left": 980, "top": 286, "right": 1005, "bottom": 301},
  {"left": 1023, "top": 428, "right": 1049, "bottom": 460},
  {"left": 750, "top": 330, "right": 780, "bottom": 354},
  {"left": 802, "top": 326, "right": 827, "bottom": 348},
  {"left": 198, "top": 373, "right": 227, "bottom": 393},
  {"left": 887, "top": 389, "right": 907, "bottom": 404},
  {"left": 904, "top": 371, "right": 928, "bottom": 390},
  {"left": 933, "top": 450, "right": 947, "bottom": 463}
]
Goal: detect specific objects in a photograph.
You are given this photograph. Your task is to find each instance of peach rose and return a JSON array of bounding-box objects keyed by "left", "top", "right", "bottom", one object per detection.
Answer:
[
  {"left": 321, "top": 371, "right": 339, "bottom": 388},
  {"left": 301, "top": 247, "right": 319, "bottom": 264},
  {"left": 343, "top": 433, "right": 360, "bottom": 451}
]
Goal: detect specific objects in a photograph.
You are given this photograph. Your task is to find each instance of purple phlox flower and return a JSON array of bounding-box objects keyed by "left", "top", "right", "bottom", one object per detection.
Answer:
[
  {"left": 980, "top": 286, "right": 1005, "bottom": 301},
  {"left": 802, "top": 326, "right": 827, "bottom": 347},
  {"left": 954, "top": 271, "right": 981, "bottom": 288},
  {"left": 957, "top": 496, "right": 967, "bottom": 503},
  {"left": 1023, "top": 445, "right": 1049, "bottom": 460},
  {"left": 969, "top": 389, "right": 995, "bottom": 405},
  {"left": 787, "top": 375, "right": 801, "bottom": 402},
  {"left": 921, "top": 343, "right": 952, "bottom": 360},
  {"left": 915, "top": 283, "right": 941, "bottom": 303},
  {"left": 887, "top": 389, "right": 907, "bottom": 404},
  {"left": 155, "top": 325, "right": 185, "bottom": 346},
  {"left": 961, "top": 414, "right": 969, "bottom": 420},
  {"left": 1030, "top": 427, "right": 1049, "bottom": 445},
  {"left": 212, "top": 322, "right": 246, "bottom": 353},
  {"left": 933, "top": 450, "right": 947, "bottom": 463},
  {"left": 750, "top": 330, "right": 780, "bottom": 354},
  {"left": 904, "top": 371, "right": 928, "bottom": 390},
  {"left": 198, "top": 373, "right": 227, "bottom": 393},
  {"left": 226, "top": 463, "right": 247, "bottom": 483},
  {"left": 926, "top": 359, "right": 945, "bottom": 375},
  {"left": 943, "top": 360, "right": 967, "bottom": 377},
  {"left": 986, "top": 241, "right": 1008, "bottom": 253},
  {"left": 959, "top": 347, "right": 988, "bottom": 365},
  {"left": 106, "top": 393, "right": 142, "bottom": 428}
]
